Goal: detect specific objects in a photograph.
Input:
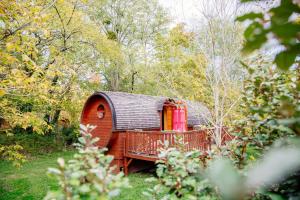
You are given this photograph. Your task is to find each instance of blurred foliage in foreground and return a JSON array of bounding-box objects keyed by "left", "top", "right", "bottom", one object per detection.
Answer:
[
  {"left": 45, "top": 124, "right": 129, "bottom": 200},
  {"left": 237, "top": 0, "right": 300, "bottom": 70},
  {"left": 144, "top": 135, "right": 300, "bottom": 200},
  {"left": 144, "top": 136, "right": 215, "bottom": 200}
]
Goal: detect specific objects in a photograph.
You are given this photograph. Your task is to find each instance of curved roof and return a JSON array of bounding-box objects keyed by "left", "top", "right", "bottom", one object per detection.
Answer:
[{"left": 90, "top": 91, "right": 211, "bottom": 130}]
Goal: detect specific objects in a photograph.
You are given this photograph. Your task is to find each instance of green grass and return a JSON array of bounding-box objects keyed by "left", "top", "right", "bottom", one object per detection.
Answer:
[
  {"left": 0, "top": 151, "right": 154, "bottom": 200},
  {"left": 113, "top": 173, "right": 155, "bottom": 200}
]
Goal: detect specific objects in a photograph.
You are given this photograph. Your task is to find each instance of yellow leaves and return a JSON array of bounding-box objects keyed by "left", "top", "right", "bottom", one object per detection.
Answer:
[
  {"left": 249, "top": 155, "right": 256, "bottom": 161},
  {"left": 1, "top": 0, "right": 113, "bottom": 136},
  {"left": 0, "top": 52, "right": 17, "bottom": 65},
  {"left": 0, "top": 144, "right": 26, "bottom": 167},
  {"left": 43, "top": 29, "right": 51, "bottom": 38},
  {"left": 49, "top": 45, "right": 58, "bottom": 55},
  {"left": 6, "top": 42, "right": 15, "bottom": 51},
  {"left": 0, "top": 89, "right": 5, "bottom": 97},
  {"left": 295, "top": 16, "right": 300, "bottom": 24},
  {"left": 194, "top": 53, "right": 207, "bottom": 68},
  {"left": 153, "top": 24, "right": 210, "bottom": 102},
  {"left": 79, "top": 20, "right": 124, "bottom": 62},
  {"left": 11, "top": 112, "right": 51, "bottom": 135},
  {"left": 22, "top": 54, "right": 30, "bottom": 62},
  {"left": 169, "top": 24, "right": 193, "bottom": 48}
]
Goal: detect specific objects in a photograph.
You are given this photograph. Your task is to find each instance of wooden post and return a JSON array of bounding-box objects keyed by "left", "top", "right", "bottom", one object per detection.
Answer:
[{"left": 123, "top": 157, "right": 133, "bottom": 176}]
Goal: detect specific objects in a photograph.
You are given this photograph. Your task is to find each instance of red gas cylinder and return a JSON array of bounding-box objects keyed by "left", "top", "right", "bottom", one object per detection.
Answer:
[
  {"left": 172, "top": 106, "right": 186, "bottom": 132},
  {"left": 178, "top": 108, "right": 186, "bottom": 131},
  {"left": 172, "top": 108, "right": 179, "bottom": 131}
]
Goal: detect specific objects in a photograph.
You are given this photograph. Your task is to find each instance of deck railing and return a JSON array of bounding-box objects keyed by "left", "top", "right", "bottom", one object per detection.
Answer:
[{"left": 124, "top": 130, "right": 211, "bottom": 158}]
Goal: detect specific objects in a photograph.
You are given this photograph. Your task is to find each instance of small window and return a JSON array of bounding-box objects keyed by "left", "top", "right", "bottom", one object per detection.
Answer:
[{"left": 97, "top": 105, "right": 105, "bottom": 119}]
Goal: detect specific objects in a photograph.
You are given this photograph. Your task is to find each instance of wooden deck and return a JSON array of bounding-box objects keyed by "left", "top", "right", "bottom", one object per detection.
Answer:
[{"left": 123, "top": 130, "right": 215, "bottom": 175}]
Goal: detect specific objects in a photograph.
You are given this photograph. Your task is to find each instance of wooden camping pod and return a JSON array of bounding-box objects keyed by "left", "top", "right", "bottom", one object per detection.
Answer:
[{"left": 81, "top": 91, "right": 215, "bottom": 174}]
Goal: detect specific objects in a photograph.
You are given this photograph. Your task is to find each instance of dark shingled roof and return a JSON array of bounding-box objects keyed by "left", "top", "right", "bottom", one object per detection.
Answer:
[{"left": 96, "top": 91, "right": 211, "bottom": 130}]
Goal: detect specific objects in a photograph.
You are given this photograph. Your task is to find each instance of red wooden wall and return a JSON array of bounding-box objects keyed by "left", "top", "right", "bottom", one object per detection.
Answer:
[{"left": 81, "top": 96, "right": 113, "bottom": 147}]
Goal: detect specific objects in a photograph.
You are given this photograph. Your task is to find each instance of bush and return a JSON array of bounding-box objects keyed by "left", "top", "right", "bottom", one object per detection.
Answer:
[
  {"left": 0, "top": 125, "right": 79, "bottom": 156},
  {"left": 144, "top": 136, "right": 215, "bottom": 200},
  {"left": 0, "top": 132, "right": 65, "bottom": 155},
  {"left": 44, "top": 124, "right": 129, "bottom": 200},
  {"left": 0, "top": 144, "right": 26, "bottom": 167},
  {"left": 143, "top": 136, "right": 300, "bottom": 200}
]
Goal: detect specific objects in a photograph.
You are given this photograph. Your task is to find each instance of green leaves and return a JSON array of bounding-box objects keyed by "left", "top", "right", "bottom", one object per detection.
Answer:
[
  {"left": 45, "top": 124, "right": 129, "bottom": 200},
  {"left": 271, "top": 23, "right": 300, "bottom": 39},
  {"left": 243, "top": 33, "right": 267, "bottom": 54},
  {"left": 240, "top": 20, "right": 267, "bottom": 54},
  {"left": 144, "top": 135, "right": 208, "bottom": 200},
  {"left": 274, "top": 50, "right": 297, "bottom": 70},
  {"left": 270, "top": 0, "right": 300, "bottom": 24},
  {"left": 77, "top": 137, "right": 86, "bottom": 145},
  {"left": 237, "top": 0, "right": 300, "bottom": 70},
  {"left": 236, "top": 12, "right": 263, "bottom": 22},
  {"left": 236, "top": 60, "right": 299, "bottom": 152}
]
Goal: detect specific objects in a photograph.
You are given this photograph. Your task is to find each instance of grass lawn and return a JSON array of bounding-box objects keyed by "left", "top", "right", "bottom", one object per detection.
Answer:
[{"left": 0, "top": 151, "right": 154, "bottom": 200}]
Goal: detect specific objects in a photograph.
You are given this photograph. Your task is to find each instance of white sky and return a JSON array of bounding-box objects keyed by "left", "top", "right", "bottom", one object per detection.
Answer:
[
  {"left": 158, "top": 0, "right": 280, "bottom": 27},
  {"left": 158, "top": 0, "right": 283, "bottom": 57},
  {"left": 159, "top": 0, "right": 199, "bottom": 25},
  {"left": 158, "top": 0, "right": 245, "bottom": 30}
]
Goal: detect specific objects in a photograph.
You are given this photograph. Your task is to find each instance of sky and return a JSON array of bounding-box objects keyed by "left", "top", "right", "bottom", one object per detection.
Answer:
[
  {"left": 158, "top": 0, "right": 248, "bottom": 30},
  {"left": 158, "top": 0, "right": 283, "bottom": 58},
  {"left": 158, "top": 0, "right": 280, "bottom": 27},
  {"left": 158, "top": 0, "right": 199, "bottom": 25}
]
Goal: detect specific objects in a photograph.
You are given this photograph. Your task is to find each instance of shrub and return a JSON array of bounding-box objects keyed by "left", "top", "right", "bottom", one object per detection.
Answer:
[
  {"left": 206, "top": 138, "right": 300, "bottom": 200},
  {"left": 143, "top": 136, "right": 300, "bottom": 200},
  {"left": 0, "top": 132, "right": 67, "bottom": 155},
  {"left": 0, "top": 144, "right": 26, "bottom": 167},
  {"left": 44, "top": 124, "right": 129, "bottom": 200},
  {"left": 0, "top": 125, "right": 79, "bottom": 156},
  {"left": 143, "top": 136, "right": 215, "bottom": 200}
]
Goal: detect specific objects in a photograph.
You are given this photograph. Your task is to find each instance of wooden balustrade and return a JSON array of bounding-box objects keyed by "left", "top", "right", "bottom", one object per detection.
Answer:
[
  {"left": 124, "top": 130, "right": 211, "bottom": 159},
  {"left": 122, "top": 128, "right": 232, "bottom": 175}
]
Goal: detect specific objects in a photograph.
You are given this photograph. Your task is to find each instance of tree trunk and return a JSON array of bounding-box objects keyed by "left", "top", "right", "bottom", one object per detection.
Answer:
[
  {"left": 52, "top": 110, "right": 61, "bottom": 125},
  {"left": 131, "top": 71, "right": 137, "bottom": 92}
]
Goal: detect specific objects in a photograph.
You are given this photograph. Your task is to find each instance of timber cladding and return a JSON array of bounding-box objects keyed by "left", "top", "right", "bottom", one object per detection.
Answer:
[
  {"left": 81, "top": 91, "right": 212, "bottom": 174},
  {"left": 81, "top": 95, "right": 113, "bottom": 147}
]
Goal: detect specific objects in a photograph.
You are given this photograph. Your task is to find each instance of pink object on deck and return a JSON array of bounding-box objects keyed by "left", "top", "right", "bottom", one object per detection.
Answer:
[
  {"left": 172, "top": 108, "right": 179, "bottom": 131},
  {"left": 179, "top": 108, "right": 186, "bottom": 131},
  {"left": 172, "top": 107, "right": 186, "bottom": 131}
]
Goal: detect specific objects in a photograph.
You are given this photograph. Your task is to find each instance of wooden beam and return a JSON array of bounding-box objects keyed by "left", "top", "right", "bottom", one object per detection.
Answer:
[{"left": 124, "top": 153, "right": 158, "bottom": 162}]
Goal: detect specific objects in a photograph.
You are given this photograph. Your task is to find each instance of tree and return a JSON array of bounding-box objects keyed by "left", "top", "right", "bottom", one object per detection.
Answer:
[
  {"left": 230, "top": 1, "right": 300, "bottom": 198},
  {"left": 194, "top": 0, "right": 246, "bottom": 147},
  {"left": 236, "top": 0, "right": 300, "bottom": 138},
  {"left": 238, "top": 63, "right": 299, "bottom": 147},
  {"left": 0, "top": 0, "right": 54, "bottom": 134},
  {"left": 138, "top": 24, "right": 208, "bottom": 102},
  {"left": 87, "top": 0, "right": 169, "bottom": 92},
  {"left": 0, "top": 0, "right": 122, "bottom": 163},
  {"left": 37, "top": 0, "right": 122, "bottom": 126},
  {"left": 0, "top": 0, "right": 121, "bottom": 132}
]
